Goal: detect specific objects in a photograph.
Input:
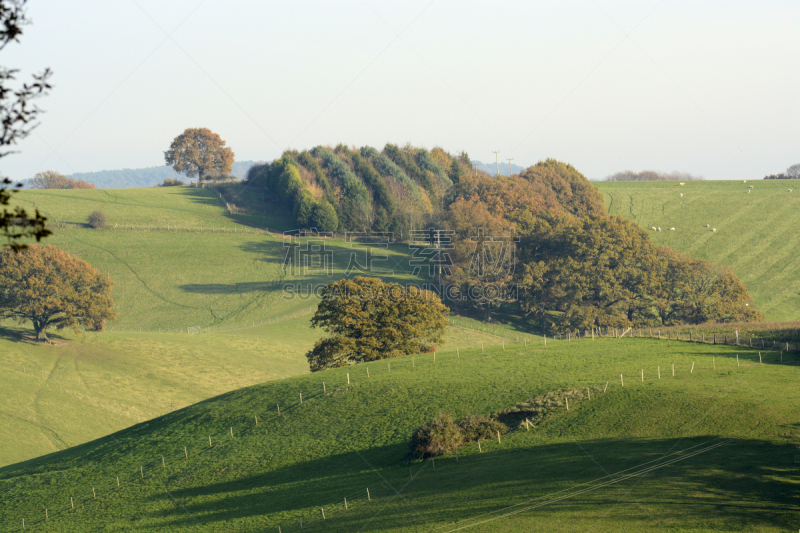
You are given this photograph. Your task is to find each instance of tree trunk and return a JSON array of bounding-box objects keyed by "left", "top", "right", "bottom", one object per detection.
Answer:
[{"left": 34, "top": 322, "right": 49, "bottom": 342}]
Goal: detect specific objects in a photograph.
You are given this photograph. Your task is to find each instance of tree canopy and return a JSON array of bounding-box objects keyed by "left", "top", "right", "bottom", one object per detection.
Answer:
[
  {"left": 513, "top": 210, "right": 762, "bottom": 333},
  {"left": 0, "top": 244, "right": 117, "bottom": 341},
  {"left": 306, "top": 276, "right": 449, "bottom": 371},
  {"left": 164, "top": 128, "right": 234, "bottom": 182}
]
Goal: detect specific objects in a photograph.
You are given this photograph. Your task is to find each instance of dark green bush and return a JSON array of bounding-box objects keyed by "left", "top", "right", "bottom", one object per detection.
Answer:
[
  {"left": 411, "top": 412, "right": 508, "bottom": 458},
  {"left": 87, "top": 210, "right": 107, "bottom": 229},
  {"left": 457, "top": 413, "right": 507, "bottom": 441}
]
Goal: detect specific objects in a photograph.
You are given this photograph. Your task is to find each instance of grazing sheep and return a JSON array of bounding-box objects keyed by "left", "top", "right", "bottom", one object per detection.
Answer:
[
  {"left": 680, "top": 193, "right": 683, "bottom": 197},
  {"left": 747, "top": 190, "right": 751, "bottom": 193},
  {"left": 789, "top": 189, "right": 793, "bottom": 193},
  {"left": 749, "top": 185, "right": 753, "bottom": 189},
  {"left": 705, "top": 223, "right": 710, "bottom": 228},
  {"left": 679, "top": 182, "right": 685, "bottom": 186},
  {"left": 657, "top": 227, "right": 662, "bottom": 231},
  {"left": 712, "top": 228, "right": 717, "bottom": 232},
  {"left": 669, "top": 227, "right": 675, "bottom": 231},
  {"left": 744, "top": 180, "right": 747, "bottom": 183},
  {"left": 651, "top": 226, "right": 657, "bottom": 231}
]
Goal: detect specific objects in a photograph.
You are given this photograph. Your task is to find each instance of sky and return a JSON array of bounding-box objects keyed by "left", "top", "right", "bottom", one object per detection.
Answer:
[{"left": 3, "top": 0, "right": 799, "bottom": 182}]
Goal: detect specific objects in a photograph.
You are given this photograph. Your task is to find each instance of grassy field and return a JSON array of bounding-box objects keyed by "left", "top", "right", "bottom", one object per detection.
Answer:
[
  {"left": 1, "top": 337, "right": 797, "bottom": 532},
  {"left": 0, "top": 307, "right": 510, "bottom": 469},
  {"left": 596, "top": 179, "right": 800, "bottom": 321},
  {"left": 13, "top": 187, "right": 427, "bottom": 332},
  {"left": 0, "top": 186, "right": 514, "bottom": 467}
]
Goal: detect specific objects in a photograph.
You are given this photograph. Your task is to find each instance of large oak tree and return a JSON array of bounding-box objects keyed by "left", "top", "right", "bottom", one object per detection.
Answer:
[
  {"left": 164, "top": 127, "right": 234, "bottom": 182},
  {"left": 0, "top": 245, "right": 117, "bottom": 341},
  {"left": 306, "top": 276, "right": 449, "bottom": 371}
]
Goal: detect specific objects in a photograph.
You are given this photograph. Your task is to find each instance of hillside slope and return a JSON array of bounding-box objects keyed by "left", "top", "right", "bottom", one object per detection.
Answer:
[
  {"left": 1, "top": 338, "right": 797, "bottom": 532},
  {"left": 1, "top": 186, "right": 512, "bottom": 467},
  {"left": 596, "top": 179, "right": 800, "bottom": 321}
]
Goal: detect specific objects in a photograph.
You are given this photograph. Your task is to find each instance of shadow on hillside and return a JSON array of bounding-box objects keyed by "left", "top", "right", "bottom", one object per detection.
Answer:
[
  {"left": 146, "top": 435, "right": 800, "bottom": 531},
  {"left": 178, "top": 186, "right": 295, "bottom": 230},
  {"left": 177, "top": 187, "right": 222, "bottom": 208},
  {"left": 0, "top": 324, "right": 69, "bottom": 344}
]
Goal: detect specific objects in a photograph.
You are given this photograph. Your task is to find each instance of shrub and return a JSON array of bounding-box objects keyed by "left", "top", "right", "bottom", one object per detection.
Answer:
[
  {"left": 411, "top": 412, "right": 463, "bottom": 459},
  {"left": 159, "top": 178, "right": 185, "bottom": 187},
  {"left": 457, "top": 413, "right": 507, "bottom": 441},
  {"left": 411, "top": 412, "right": 508, "bottom": 458},
  {"left": 87, "top": 210, "right": 107, "bottom": 229}
]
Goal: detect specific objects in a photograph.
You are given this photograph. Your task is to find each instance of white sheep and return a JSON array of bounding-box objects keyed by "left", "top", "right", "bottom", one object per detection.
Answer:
[
  {"left": 679, "top": 182, "right": 685, "bottom": 186},
  {"left": 744, "top": 180, "right": 747, "bottom": 183},
  {"left": 657, "top": 227, "right": 662, "bottom": 231},
  {"left": 669, "top": 227, "right": 675, "bottom": 231},
  {"left": 749, "top": 185, "right": 753, "bottom": 189},
  {"left": 705, "top": 223, "right": 710, "bottom": 228},
  {"left": 680, "top": 193, "right": 683, "bottom": 197},
  {"left": 789, "top": 189, "right": 793, "bottom": 193},
  {"left": 747, "top": 190, "right": 751, "bottom": 193},
  {"left": 651, "top": 226, "right": 656, "bottom": 231},
  {"left": 712, "top": 228, "right": 717, "bottom": 232}
]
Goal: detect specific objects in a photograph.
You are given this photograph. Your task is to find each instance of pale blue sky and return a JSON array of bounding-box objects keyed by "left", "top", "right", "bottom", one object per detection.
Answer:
[{"left": 3, "top": 0, "right": 799, "bottom": 181}]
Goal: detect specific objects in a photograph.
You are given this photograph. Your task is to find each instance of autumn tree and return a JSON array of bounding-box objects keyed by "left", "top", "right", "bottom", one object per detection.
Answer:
[
  {"left": 0, "top": 244, "right": 117, "bottom": 341},
  {"left": 164, "top": 128, "right": 234, "bottom": 182},
  {"left": 306, "top": 276, "right": 449, "bottom": 371},
  {"left": 514, "top": 211, "right": 666, "bottom": 333},
  {"left": 655, "top": 247, "right": 762, "bottom": 324},
  {"left": 0, "top": 0, "right": 51, "bottom": 250},
  {"left": 30, "top": 170, "right": 95, "bottom": 189}
]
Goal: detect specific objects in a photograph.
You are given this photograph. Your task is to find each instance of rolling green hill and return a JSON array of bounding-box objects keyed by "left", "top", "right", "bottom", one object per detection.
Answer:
[
  {"left": 0, "top": 186, "right": 513, "bottom": 467},
  {"left": 596, "top": 179, "right": 800, "bottom": 321},
  {"left": 1, "top": 337, "right": 797, "bottom": 532}
]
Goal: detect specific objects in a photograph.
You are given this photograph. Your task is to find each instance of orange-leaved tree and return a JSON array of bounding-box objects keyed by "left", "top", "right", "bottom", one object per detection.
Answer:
[
  {"left": 164, "top": 127, "right": 234, "bottom": 182},
  {"left": 0, "top": 244, "right": 116, "bottom": 341}
]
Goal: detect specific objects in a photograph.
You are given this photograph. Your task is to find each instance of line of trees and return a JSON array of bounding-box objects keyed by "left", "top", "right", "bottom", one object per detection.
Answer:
[
  {"left": 764, "top": 163, "right": 800, "bottom": 180},
  {"left": 604, "top": 170, "right": 704, "bottom": 181},
  {"left": 29, "top": 170, "right": 95, "bottom": 189},
  {"left": 247, "top": 143, "right": 469, "bottom": 234}
]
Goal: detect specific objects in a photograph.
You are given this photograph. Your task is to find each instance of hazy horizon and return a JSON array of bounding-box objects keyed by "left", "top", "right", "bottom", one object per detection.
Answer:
[{"left": 3, "top": 0, "right": 798, "bottom": 182}]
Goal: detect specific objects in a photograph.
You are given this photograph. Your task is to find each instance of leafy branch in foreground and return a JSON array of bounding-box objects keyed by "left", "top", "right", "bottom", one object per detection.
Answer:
[{"left": 0, "top": 0, "right": 52, "bottom": 250}]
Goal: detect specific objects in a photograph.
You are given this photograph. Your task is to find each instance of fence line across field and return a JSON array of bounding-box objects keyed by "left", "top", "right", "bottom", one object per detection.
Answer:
[{"left": 12, "top": 334, "right": 782, "bottom": 532}]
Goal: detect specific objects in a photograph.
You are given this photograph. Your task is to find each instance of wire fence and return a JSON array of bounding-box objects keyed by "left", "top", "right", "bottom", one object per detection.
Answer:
[
  {"left": 563, "top": 326, "right": 800, "bottom": 354},
  {"left": 8, "top": 335, "right": 785, "bottom": 532}
]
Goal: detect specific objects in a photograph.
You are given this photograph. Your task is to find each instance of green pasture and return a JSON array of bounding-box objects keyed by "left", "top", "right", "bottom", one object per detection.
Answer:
[
  {"left": 12, "top": 187, "right": 424, "bottom": 332},
  {"left": 1, "top": 337, "right": 797, "bottom": 531},
  {"left": 596, "top": 179, "right": 800, "bottom": 321},
  {"left": 0, "top": 316, "right": 509, "bottom": 468}
]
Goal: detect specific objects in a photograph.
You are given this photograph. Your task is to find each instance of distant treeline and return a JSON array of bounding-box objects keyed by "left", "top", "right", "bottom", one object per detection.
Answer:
[
  {"left": 28, "top": 161, "right": 258, "bottom": 189},
  {"left": 247, "top": 144, "right": 470, "bottom": 234},
  {"left": 764, "top": 164, "right": 800, "bottom": 180},
  {"left": 604, "top": 170, "right": 704, "bottom": 182}
]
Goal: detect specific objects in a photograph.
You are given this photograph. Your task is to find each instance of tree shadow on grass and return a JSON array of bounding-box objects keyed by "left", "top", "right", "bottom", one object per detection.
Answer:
[
  {"left": 144, "top": 435, "right": 800, "bottom": 531},
  {"left": 0, "top": 324, "right": 69, "bottom": 344}
]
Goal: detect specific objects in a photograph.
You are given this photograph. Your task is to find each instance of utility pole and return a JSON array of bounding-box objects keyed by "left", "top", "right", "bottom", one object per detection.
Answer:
[
  {"left": 492, "top": 151, "right": 500, "bottom": 176},
  {"left": 507, "top": 158, "right": 514, "bottom": 176}
]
